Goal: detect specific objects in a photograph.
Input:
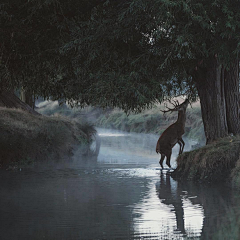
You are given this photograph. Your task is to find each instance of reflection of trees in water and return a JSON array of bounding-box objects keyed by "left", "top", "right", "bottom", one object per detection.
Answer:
[
  {"left": 156, "top": 172, "right": 240, "bottom": 239},
  {"left": 0, "top": 168, "right": 150, "bottom": 240}
]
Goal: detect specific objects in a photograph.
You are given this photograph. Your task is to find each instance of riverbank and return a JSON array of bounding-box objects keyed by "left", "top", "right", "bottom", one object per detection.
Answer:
[
  {"left": 172, "top": 135, "right": 240, "bottom": 186},
  {"left": 37, "top": 100, "right": 206, "bottom": 144},
  {"left": 0, "top": 107, "right": 97, "bottom": 169},
  {"left": 37, "top": 101, "right": 240, "bottom": 187}
]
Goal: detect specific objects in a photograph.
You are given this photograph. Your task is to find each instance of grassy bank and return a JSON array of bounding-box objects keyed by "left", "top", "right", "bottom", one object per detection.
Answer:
[
  {"left": 0, "top": 107, "right": 96, "bottom": 169},
  {"left": 172, "top": 135, "right": 240, "bottom": 186},
  {"left": 95, "top": 105, "right": 205, "bottom": 141},
  {"left": 37, "top": 100, "right": 205, "bottom": 143}
]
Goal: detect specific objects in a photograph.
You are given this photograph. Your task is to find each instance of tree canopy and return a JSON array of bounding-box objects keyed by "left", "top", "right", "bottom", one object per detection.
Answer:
[{"left": 1, "top": 0, "right": 240, "bottom": 142}]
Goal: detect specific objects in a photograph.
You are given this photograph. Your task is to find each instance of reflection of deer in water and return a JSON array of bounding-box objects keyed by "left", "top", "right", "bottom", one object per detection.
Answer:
[
  {"left": 156, "top": 173, "right": 186, "bottom": 235},
  {"left": 156, "top": 99, "right": 189, "bottom": 168},
  {"left": 157, "top": 173, "right": 233, "bottom": 238}
]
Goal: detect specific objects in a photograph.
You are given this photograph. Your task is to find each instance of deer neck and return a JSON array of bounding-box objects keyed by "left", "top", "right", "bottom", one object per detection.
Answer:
[{"left": 176, "top": 110, "right": 186, "bottom": 126}]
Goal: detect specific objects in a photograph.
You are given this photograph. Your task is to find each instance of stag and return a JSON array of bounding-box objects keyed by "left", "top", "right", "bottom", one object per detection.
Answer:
[{"left": 156, "top": 99, "right": 189, "bottom": 168}]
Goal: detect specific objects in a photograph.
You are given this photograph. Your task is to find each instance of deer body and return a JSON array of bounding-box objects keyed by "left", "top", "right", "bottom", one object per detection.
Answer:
[{"left": 156, "top": 99, "right": 189, "bottom": 168}]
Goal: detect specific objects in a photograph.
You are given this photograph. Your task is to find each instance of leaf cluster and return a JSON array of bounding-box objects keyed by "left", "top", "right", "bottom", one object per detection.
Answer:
[{"left": 1, "top": 0, "right": 239, "bottom": 111}]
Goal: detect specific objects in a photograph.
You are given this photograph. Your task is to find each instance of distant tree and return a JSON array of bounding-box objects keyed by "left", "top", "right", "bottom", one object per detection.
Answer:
[{"left": 1, "top": 0, "right": 240, "bottom": 143}]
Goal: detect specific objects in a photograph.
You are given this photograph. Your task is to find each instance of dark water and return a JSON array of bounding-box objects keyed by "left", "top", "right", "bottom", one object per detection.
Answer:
[{"left": 1, "top": 129, "right": 240, "bottom": 240}]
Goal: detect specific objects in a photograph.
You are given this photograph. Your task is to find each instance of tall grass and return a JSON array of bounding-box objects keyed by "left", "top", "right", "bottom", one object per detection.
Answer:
[
  {"left": 37, "top": 100, "right": 205, "bottom": 143},
  {"left": 93, "top": 104, "right": 205, "bottom": 143}
]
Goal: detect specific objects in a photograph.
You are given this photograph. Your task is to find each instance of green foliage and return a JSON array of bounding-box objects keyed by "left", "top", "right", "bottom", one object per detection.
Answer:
[{"left": 1, "top": 0, "right": 239, "bottom": 112}]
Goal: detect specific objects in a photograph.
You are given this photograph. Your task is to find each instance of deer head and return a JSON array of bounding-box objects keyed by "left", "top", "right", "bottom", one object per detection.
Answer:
[{"left": 161, "top": 99, "right": 189, "bottom": 114}]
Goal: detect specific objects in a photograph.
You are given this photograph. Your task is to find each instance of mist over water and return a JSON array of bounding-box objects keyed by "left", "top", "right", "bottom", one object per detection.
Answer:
[
  {"left": 97, "top": 128, "right": 194, "bottom": 168},
  {"left": 0, "top": 129, "right": 240, "bottom": 239}
]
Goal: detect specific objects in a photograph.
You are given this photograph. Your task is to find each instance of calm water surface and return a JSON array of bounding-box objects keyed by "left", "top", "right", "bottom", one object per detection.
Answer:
[{"left": 1, "top": 129, "right": 240, "bottom": 240}]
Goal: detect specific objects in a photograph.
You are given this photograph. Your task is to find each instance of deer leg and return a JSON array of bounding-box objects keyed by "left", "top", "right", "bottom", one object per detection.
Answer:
[
  {"left": 166, "top": 153, "right": 172, "bottom": 168},
  {"left": 179, "top": 138, "right": 185, "bottom": 154},
  {"left": 177, "top": 140, "right": 183, "bottom": 155},
  {"left": 159, "top": 154, "right": 165, "bottom": 169}
]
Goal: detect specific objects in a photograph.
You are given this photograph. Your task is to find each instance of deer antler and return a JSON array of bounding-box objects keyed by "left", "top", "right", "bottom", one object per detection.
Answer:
[
  {"left": 160, "top": 99, "right": 180, "bottom": 114},
  {"left": 160, "top": 107, "right": 174, "bottom": 114}
]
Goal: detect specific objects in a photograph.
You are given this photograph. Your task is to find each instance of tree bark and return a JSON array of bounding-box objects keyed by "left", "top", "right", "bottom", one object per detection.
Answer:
[
  {"left": 193, "top": 57, "right": 229, "bottom": 144},
  {"left": 0, "top": 90, "right": 39, "bottom": 115},
  {"left": 224, "top": 58, "right": 240, "bottom": 135}
]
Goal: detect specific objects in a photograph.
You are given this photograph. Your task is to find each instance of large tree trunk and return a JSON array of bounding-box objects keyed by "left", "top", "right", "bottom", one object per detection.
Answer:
[
  {"left": 193, "top": 57, "right": 229, "bottom": 144},
  {"left": 0, "top": 90, "right": 39, "bottom": 115},
  {"left": 224, "top": 59, "right": 240, "bottom": 135}
]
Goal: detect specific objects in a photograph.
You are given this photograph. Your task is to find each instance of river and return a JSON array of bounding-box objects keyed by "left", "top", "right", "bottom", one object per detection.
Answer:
[{"left": 0, "top": 129, "right": 240, "bottom": 239}]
